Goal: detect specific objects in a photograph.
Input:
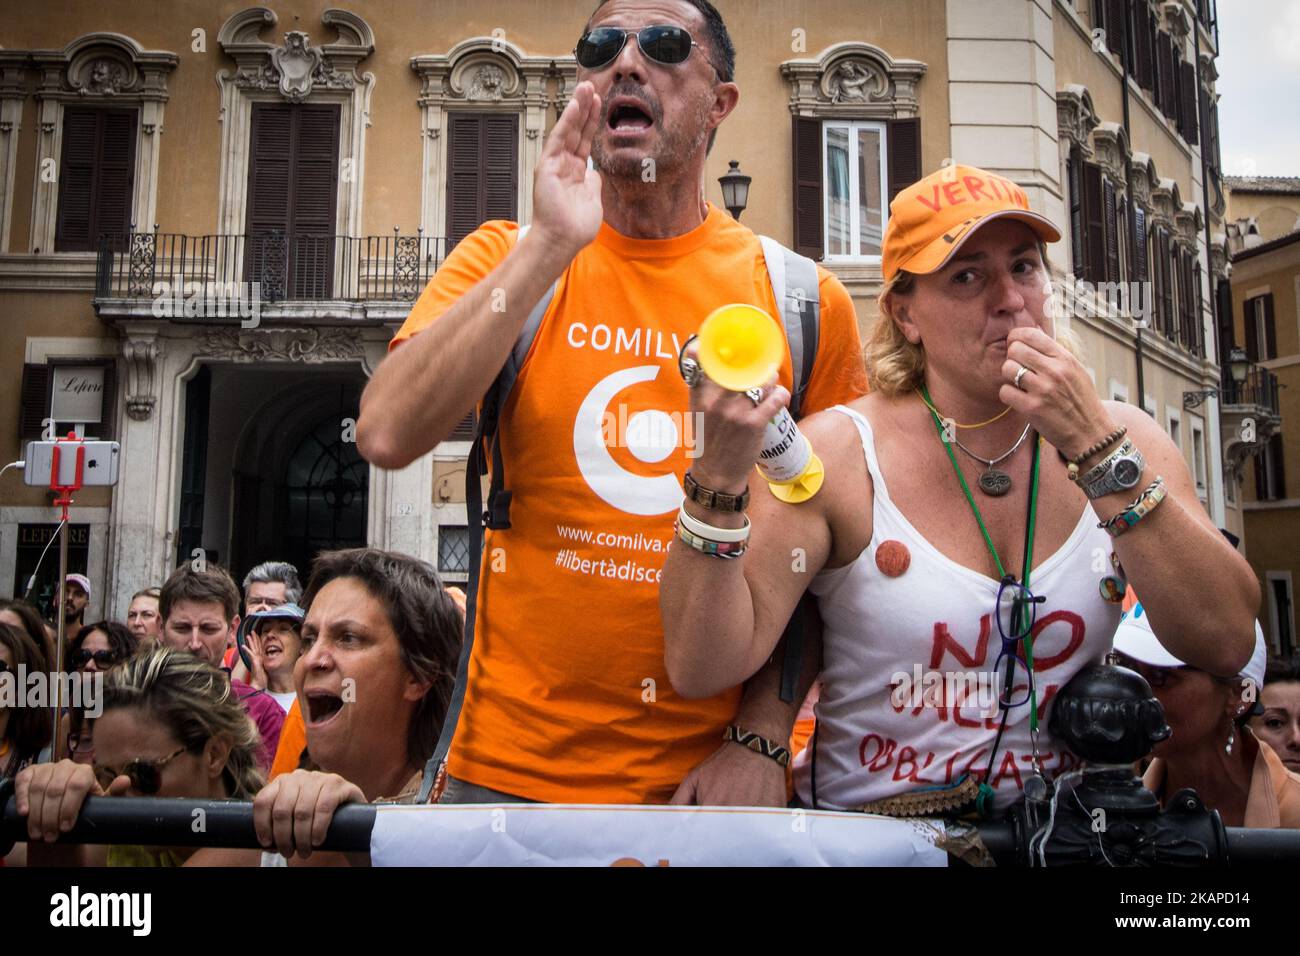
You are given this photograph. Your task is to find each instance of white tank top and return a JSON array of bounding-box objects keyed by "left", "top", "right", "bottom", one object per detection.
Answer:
[{"left": 792, "top": 406, "right": 1122, "bottom": 811}]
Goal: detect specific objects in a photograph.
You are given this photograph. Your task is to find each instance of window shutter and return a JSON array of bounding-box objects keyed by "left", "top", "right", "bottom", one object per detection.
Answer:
[
  {"left": 1216, "top": 276, "right": 1233, "bottom": 355},
  {"left": 20, "top": 363, "right": 52, "bottom": 440},
  {"left": 246, "top": 105, "right": 293, "bottom": 295},
  {"left": 1132, "top": 205, "right": 1148, "bottom": 281},
  {"left": 97, "top": 110, "right": 137, "bottom": 248},
  {"left": 1263, "top": 293, "right": 1277, "bottom": 360},
  {"left": 1081, "top": 162, "right": 1106, "bottom": 283},
  {"left": 290, "top": 105, "right": 340, "bottom": 297},
  {"left": 55, "top": 108, "right": 136, "bottom": 252},
  {"left": 1102, "top": 177, "right": 1120, "bottom": 284},
  {"left": 483, "top": 114, "right": 519, "bottom": 224},
  {"left": 792, "top": 115, "right": 824, "bottom": 261},
  {"left": 445, "top": 113, "right": 519, "bottom": 251},
  {"left": 1243, "top": 296, "right": 1260, "bottom": 361},
  {"left": 1193, "top": 260, "right": 1204, "bottom": 356},
  {"left": 1179, "top": 61, "right": 1199, "bottom": 144},
  {"left": 1136, "top": 7, "right": 1156, "bottom": 91},
  {"left": 1159, "top": 34, "right": 1177, "bottom": 119},
  {"left": 886, "top": 117, "right": 922, "bottom": 206},
  {"left": 1068, "top": 151, "right": 1085, "bottom": 277},
  {"left": 1105, "top": 0, "right": 1127, "bottom": 57}
]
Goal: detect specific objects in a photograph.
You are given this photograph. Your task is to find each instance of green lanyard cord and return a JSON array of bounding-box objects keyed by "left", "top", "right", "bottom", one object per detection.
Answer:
[{"left": 920, "top": 386, "right": 1044, "bottom": 812}]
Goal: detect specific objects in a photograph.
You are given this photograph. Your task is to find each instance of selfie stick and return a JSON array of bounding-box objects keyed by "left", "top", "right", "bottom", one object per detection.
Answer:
[{"left": 47, "top": 433, "right": 86, "bottom": 762}]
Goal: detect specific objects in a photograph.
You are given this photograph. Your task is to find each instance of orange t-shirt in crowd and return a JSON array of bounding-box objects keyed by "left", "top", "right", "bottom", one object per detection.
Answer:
[
  {"left": 390, "top": 203, "right": 868, "bottom": 803},
  {"left": 269, "top": 699, "right": 307, "bottom": 780}
]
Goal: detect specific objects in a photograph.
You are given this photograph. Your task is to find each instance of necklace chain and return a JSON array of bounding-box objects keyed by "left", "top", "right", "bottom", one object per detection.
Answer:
[
  {"left": 951, "top": 422, "right": 1033, "bottom": 468},
  {"left": 918, "top": 391, "right": 1012, "bottom": 430}
]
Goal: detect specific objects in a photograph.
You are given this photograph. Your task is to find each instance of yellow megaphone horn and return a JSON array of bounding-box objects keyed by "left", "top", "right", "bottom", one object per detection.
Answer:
[{"left": 696, "top": 304, "right": 825, "bottom": 504}]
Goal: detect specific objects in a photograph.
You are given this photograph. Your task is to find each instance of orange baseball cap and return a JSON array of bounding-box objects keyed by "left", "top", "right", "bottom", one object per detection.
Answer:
[{"left": 881, "top": 164, "right": 1061, "bottom": 283}]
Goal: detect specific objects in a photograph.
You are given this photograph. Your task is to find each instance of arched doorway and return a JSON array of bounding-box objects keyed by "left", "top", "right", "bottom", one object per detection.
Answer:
[{"left": 278, "top": 410, "right": 369, "bottom": 578}]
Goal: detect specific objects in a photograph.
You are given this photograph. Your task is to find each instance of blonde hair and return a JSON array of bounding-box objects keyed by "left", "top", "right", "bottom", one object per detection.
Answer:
[
  {"left": 101, "top": 646, "right": 265, "bottom": 799},
  {"left": 867, "top": 246, "right": 1085, "bottom": 398}
]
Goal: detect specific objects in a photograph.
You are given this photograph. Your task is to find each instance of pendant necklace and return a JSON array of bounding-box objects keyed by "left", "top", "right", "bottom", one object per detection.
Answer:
[{"left": 952, "top": 424, "right": 1033, "bottom": 497}]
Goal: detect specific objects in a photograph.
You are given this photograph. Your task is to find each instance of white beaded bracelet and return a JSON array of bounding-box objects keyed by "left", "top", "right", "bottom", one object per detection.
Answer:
[{"left": 678, "top": 503, "right": 751, "bottom": 543}]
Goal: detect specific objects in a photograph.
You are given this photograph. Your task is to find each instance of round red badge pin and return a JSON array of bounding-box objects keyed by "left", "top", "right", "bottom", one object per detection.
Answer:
[{"left": 875, "top": 540, "right": 911, "bottom": 577}]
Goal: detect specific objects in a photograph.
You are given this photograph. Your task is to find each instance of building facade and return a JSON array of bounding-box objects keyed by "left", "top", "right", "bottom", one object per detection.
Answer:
[
  {"left": 0, "top": 1, "right": 1247, "bottom": 622},
  {"left": 1225, "top": 176, "right": 1300, "bottom": 657}
]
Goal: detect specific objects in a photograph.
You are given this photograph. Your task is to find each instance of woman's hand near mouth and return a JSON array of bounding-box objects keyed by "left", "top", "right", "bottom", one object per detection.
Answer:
[{"left": 243, "top": 630, "right": 269, "bottom": 690}]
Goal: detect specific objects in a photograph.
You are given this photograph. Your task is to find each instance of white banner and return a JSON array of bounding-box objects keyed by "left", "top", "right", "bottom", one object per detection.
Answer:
[{"left": 370, "top": 803, "right": 949, "bottom": 867}]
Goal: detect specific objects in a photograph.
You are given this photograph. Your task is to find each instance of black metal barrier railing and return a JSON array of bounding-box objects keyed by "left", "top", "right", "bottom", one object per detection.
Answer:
[{"left": 4, "top": 781, "right": 1300, "bottom": 865}]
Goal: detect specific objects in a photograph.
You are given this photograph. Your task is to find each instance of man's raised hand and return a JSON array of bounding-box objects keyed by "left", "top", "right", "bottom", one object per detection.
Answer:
[{"left": 528, "top": 81, "right": 604, "bottom": 260}]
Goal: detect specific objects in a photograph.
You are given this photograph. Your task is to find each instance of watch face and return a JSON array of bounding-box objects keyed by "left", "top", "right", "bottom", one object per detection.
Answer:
[{"left": 1114, "top": 458, "right": 1142, "bottom": 488}]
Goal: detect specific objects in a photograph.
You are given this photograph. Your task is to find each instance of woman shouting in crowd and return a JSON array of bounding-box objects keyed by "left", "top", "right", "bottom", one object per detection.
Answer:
[{"left": 661, "top": 164, "right": 1258, "bottom": 815}]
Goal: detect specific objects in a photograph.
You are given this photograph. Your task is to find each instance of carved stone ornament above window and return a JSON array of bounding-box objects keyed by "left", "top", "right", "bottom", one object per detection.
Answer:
[
  {"left": 1090, "top": 121, "right": 1130, "bottom": 184},
  {"left": 1057, "top": 85, "right": 1100, "bottom": 156},
  {"left": 780, "top": 41, "right": 926, "bottom": 118},
  {"left": 1150, "top": 177, "right": 1181, "bottom": 231},
  {"left": 218, "top": 7, "right": 374, "bottom": 105},
  {"left": 1128, "top": 152, "right": 1158, "bottom": 207}
]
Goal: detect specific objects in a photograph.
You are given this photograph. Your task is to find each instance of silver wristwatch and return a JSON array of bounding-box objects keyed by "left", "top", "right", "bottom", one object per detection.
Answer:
[{"left": 1079, "top": 439, "right": 1145, "bottom": 499}]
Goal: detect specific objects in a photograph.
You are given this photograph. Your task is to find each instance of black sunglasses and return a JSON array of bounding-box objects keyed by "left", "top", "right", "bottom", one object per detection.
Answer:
[
  {"left": 93, "top": 746, "right": 188, "bottom": 795},
  {"left": 575, "top": 25, "right": 713, "bottom": 71},
  {"left": 75, "top": 648, "right": 120, "bottom": 668}
]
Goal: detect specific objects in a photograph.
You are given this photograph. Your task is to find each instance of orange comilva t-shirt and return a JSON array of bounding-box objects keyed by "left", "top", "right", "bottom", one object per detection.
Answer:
[{"left": 390, "top": 203, "right": 868, "bottom": 803}]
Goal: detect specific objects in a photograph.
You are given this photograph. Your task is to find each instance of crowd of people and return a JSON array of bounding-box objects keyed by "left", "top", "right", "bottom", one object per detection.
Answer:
[{"left": 3, "top": 0, "right": 1299, "bottom": 867}]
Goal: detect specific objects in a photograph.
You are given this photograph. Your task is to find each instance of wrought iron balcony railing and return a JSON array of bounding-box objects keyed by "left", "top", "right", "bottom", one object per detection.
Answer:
[
  {"left": 95, "top": 229, "right": 447, "bottom": 305},
  {"left": 1221, "top": 362, "right": 1281, "bottom": 417}
]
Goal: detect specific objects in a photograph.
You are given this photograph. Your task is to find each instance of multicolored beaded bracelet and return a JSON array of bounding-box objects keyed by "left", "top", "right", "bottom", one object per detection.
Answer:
[
  {"left": 1099, "top": 476, "right": 1167, "bottom": 538},
  {"left": 674, "top": 519, "right": 749, "bottom": 559}
]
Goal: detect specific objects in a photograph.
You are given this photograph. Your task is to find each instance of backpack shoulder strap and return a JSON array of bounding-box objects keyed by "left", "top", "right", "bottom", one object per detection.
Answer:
[
  {"left": 418, "top": 222, "right": 557, "bottom": 801},
  {"left": 757, "top": 235, "right": 823, "bottom": 704},
  {"left": 757, "top": 235, "right": 820, "bottom": 421}
]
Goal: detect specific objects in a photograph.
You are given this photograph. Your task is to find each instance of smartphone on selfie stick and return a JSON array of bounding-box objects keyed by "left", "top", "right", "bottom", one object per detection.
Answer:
[{"left": 23, "top": 434, "right": 121, "bottom": 759}]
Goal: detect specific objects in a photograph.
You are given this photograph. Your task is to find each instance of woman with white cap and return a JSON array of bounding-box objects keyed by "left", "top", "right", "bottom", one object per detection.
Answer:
[
  {"left": 1113, "top": 603, "right": 1300, "bottom": 828},
  {"left": 662, "top": 163, "right": 1259, "bottom": 816}
]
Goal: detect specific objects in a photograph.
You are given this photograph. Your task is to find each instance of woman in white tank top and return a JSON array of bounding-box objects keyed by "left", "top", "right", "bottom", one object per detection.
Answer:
[{"left": 662, "top": 163, "right": 1259, "bottom": 816}]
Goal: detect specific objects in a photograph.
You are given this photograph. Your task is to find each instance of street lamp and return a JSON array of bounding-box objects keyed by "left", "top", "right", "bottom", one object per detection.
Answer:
[
  {"left": 1183, "top": 347, "right": 1253, "bottom": 409},
  {"left": 718, "top": 160, "right": 751, "bottom": 220}
]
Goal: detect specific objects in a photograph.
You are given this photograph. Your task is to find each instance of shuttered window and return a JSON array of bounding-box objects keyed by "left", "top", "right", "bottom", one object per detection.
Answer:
[
  {"left": 1131, "top": 205, "right": 1148, "bottom": 283},
  {"left": 791, "top": 115, "right": 920, "bottom": 262},
  {"left": 1179, "top": 61, "right": 1199, "bottom": 145},
  {"left": 792, "top": 116, "right": 824, "bottom": 260},
  {"left": 1080, "top": 162, "right": 1106, "bottom": 284},
  {"left": 1244, "top": 294, "right": 1277, "bottom": 362},
  {"left": 245, "top": 104, "right": 340, "bottom": 299},
  {"left": 1068, "top": 149, "right": 1085, "bottom": 277},
  {"left": 1102, "top": 177, "right": 1120, "bottom": 285},
  {"left": 55, "top": 107, "right": 137, "bottom": 252},
  {"left": 1135, "top": 5, "right": 1156, "bottom": 92},
  {"left": 445, "top": 113, "right": 519, "bottom": 251}
]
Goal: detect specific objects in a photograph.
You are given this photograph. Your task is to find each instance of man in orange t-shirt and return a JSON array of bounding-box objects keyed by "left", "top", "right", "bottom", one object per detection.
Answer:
[{"left": 358, "top": 0, "right": 868, "bottom": 805}]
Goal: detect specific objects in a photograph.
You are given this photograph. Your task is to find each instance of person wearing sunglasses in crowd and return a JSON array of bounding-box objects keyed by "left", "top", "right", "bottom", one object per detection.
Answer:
[
  {"left": 59, "top": 620, "right": 139, "bottom": 766},
  {"left": 357, "top": 0, "right": 868, "bottom": 808},
  {"left": 661, "top": 163, "right": 1259, "bottom": 817},
  {"left": 1112, "top": 603, "right": 1300, "bottom": 828},
  {"left": 14, "top": 645, "right": 265, "bottom": 866},
  {"left": 1252, "top": 655, "right": 1300, "bottom": 775}
]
